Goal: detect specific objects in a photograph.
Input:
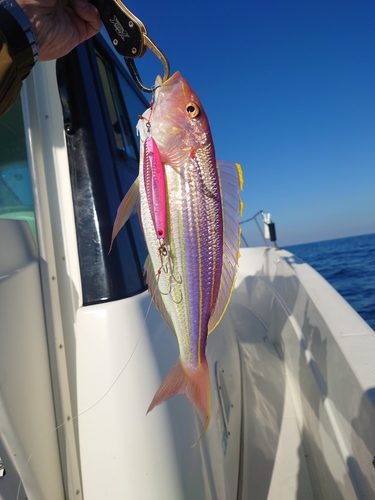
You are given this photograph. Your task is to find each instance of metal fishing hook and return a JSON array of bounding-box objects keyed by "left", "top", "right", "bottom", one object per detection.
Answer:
[{"left": 155, "top": 243, "right": 182, "bottom": 300}]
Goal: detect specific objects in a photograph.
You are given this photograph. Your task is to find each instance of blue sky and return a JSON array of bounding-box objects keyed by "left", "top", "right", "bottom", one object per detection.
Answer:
[{"left": 124, "top": 0, "right": 375, "bottom": 246}]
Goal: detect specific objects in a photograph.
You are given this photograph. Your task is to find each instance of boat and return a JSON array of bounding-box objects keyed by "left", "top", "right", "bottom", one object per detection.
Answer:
[{"left": 1, "top": 32, "right": 374, "bottom": 500}]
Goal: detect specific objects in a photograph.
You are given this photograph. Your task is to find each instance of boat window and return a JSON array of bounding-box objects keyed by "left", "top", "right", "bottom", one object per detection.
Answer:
[
  {"left": 95, "top": 50, "right": 141, "bottom": 162},
  {"left": 0, "top": 98, "right": 37, "bottom": 242},
  {"left": 116, "top": 69, "right": 150, "bottom": 133},
  {"left": 57, "top": 36, "right": 148, "bottom": 305}
]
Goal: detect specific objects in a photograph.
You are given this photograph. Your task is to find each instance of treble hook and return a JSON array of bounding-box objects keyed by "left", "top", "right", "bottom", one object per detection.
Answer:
[{"left": 91, "top": 0, "right": 170, "bottom": 92}]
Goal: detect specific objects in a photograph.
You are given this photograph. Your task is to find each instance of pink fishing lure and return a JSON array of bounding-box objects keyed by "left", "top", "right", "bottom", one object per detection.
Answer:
[{"left": 143, "top": 137, "right": 167, "bottom": 241}]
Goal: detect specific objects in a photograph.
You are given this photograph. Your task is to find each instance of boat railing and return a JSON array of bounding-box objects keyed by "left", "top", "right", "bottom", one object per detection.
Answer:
[{"left": 240, "top": 210, "right": 279, "bottom": 249}]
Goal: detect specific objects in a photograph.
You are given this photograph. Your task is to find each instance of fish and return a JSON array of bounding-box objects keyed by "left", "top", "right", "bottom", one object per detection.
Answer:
[{"left": 111, "top": 71, "right": 243, "bottom": 437}]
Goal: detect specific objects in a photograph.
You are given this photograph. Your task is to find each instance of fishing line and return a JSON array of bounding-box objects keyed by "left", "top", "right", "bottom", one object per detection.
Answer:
[
  {"left": 17, "top": 96, "right": 165, "bottom": 498},
  {"left": 16, "top": 293, "right": 154, "bottom": 500}
]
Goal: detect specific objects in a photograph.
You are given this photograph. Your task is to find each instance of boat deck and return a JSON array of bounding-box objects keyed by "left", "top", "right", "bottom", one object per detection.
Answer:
[{"left": 231, "top": 294, "right": 315, "bottom": 499}]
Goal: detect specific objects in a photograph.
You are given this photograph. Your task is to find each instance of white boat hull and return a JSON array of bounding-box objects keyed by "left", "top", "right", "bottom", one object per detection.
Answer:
[{"left": 1, "top": 53, "right": 374, "bottom": 499}]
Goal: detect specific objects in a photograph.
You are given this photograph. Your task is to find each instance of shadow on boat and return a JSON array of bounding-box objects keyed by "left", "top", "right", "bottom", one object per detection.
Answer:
[
  {"left": 106, "top": 245, "right": 375, "bottom": 499},
  {"left": 227, "top": 249, "right": 375, "bottom": 499}
]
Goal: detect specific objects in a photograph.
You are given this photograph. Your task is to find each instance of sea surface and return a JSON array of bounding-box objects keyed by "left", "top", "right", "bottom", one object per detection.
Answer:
[{"left": 286, "top": 233, "right": 375, "bottom": 331}]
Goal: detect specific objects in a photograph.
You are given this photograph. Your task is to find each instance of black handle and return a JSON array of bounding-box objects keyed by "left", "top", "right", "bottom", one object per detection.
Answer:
[{"left": 91, "top": 0, "right": 145, "bottom": 58}]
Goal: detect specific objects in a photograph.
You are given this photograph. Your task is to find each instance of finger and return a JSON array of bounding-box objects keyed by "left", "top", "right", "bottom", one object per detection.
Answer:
[{"left": 71, "top": 0, "right": 102, "bottom": 35}]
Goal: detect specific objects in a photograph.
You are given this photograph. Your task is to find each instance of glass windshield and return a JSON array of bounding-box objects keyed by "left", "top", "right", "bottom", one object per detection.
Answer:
[
  {"left": 57, "top": 38, "right": 148, "bottom": 305},
  {"left": 0, "top": 97, "right": 36, "bottom": 242}
]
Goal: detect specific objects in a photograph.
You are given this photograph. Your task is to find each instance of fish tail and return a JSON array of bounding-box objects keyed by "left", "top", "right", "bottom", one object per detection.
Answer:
[{"left": 147, "top": 358, "right": 211, "bottom": 439}]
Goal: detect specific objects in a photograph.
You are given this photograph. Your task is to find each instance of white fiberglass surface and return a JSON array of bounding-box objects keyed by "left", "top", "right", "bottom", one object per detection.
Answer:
[
  {"left": 75, "top": 290, "right": 241, "bottom": 500},
  {"left": 73, "top": 246, "right": 375, "bottom": 499},
  {"left": 0, "top": 220, "right": 64, "bottom": 500},
  {"left": 235, "top": 247, "right": 375, "bottom": 500},
  {"left": 227, "top": 275, "right": 314, "bottom": 500}
]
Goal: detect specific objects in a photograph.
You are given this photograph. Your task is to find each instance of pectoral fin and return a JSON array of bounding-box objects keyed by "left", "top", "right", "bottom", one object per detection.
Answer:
[{"left": 109, "top": 176, "right": 140, "bottom": 252}]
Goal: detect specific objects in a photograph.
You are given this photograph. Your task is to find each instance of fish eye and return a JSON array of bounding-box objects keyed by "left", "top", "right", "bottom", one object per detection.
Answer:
[{"left": 186, "top": 101, "right": 200, "bottom": 118}]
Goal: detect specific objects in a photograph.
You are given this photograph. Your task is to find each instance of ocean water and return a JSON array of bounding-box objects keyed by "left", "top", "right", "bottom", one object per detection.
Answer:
[{"left": 286, "top": 233, "right": 375, "bottom": 331}]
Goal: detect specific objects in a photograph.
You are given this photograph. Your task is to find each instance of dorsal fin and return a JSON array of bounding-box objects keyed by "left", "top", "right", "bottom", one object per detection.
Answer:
[{"left": 208, "top": 161, "right": 243, "bottom": 334}]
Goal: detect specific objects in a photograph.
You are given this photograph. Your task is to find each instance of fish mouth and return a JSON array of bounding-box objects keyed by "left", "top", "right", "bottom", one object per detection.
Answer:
[
  {"left": 153, "top": 71, "right": 182, "bottom": 101},
  {"left": 155, "top": 71, "right": 181, "bottom": 88},
  {"left": 153, "top": 75, "right": 163, "bottom": 102},
  {"left": 154, "top": 75, "right": 163, "bottom": 87},
  {"left": 164, "top": 71, "right": 182, "bottom": 84}
]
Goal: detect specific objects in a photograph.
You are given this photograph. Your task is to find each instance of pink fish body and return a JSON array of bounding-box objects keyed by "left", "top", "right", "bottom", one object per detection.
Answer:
[{"left": 111, "top": 72, "right": 243, "bottom": 437}]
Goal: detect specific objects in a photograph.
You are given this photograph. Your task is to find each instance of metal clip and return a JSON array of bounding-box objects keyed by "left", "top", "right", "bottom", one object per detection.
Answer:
[{"left": 91, "top": 0, "right": 170, "bottom": 92}]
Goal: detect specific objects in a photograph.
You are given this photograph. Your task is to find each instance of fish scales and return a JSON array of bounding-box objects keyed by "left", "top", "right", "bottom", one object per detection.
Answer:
[
  {"left": 146, "top": 154, "right": 222, "bottom": 366},
  {"left": 111, "top": 71, "right": 242, "bottom": 437},
  {"left": 180, "top": 154, "right": 221, "bottom": 365}
]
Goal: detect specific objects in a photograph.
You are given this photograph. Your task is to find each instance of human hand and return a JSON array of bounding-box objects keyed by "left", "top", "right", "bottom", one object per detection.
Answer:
[{"left": 16, "top": 0, "right": 102, "bottom": 61}]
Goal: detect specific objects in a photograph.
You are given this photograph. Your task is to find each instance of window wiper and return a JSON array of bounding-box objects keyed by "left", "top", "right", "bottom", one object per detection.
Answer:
[{"left": 90, "top": 0, "right": 170, "bottom": 92}]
